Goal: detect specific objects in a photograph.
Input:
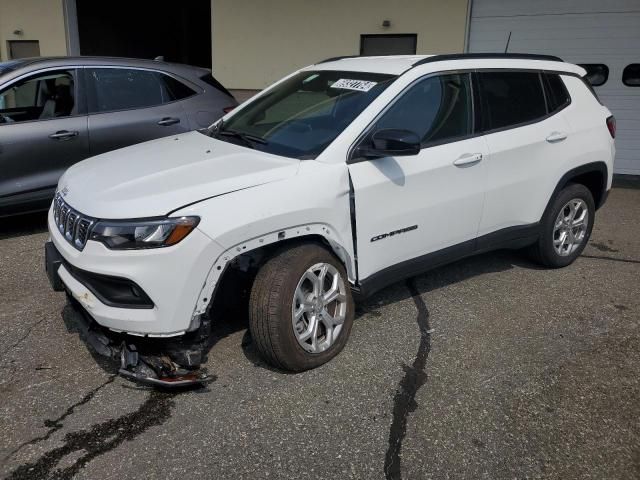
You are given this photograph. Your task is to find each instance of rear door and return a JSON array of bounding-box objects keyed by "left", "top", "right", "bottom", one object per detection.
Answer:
[
  {"left": 85, "top": 67, "right": 191, "bottom": 156},
  {"left": 349, "top": 72, "right": 488, "bottom": 283},
  {"left": 0, "top": 68, "right": 88, "bottom": 214},
  {"left": 476, "top": 70, "right": 573, "bottom": 237}
]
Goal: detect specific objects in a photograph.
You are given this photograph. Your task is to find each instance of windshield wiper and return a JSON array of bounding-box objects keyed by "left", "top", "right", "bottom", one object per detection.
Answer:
[
  {"left": 206, "top": 119, "right": 223, "bottom": 137},
  {"left": 216, "top": 128, "right": 268, "bottom": 148}
]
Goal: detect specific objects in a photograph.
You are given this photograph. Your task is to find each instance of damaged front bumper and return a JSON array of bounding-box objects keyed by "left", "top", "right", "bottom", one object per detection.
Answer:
[
  {"left": 47, "top": 240, "right": 213, "bottom": 389},
  {"left": 46, "top": 205, "right": 223, "bottom": 337},
  {"left": 67, "top": 295, "right": 213, "bottom": 389}
]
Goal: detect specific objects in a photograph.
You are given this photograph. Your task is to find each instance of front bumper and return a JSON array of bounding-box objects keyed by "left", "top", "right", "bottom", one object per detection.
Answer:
[
  {"left": 47, "top": 205, "right": 224, "bottom": 336},
  {"left": 46, "top": 242, "right": 154, "bottom": 308},
  {"left": 62, "top": 294, "right": 213, "bottom": 388}
]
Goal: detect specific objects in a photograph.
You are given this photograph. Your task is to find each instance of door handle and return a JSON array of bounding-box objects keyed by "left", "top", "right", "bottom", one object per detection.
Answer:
[
  {"left": 546, "top": 131, "right": 567, "bottom": 143},
  {"left": 157, "top": 117, "right": 180, "bottom": 126},
  {"left": 49, "top": 130, "right": 79, "bottom": 140},
  {"left": 453, "top": 153, "right": 483, "bottom": 167}
]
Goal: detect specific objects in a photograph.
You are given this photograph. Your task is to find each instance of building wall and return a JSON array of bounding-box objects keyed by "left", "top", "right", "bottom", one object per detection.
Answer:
[
  {"left": 0, "top": 0, "right": 68, "bottom": 61},
  {"left": 212, "top": 0, "right": 470, "bottom": 89}
]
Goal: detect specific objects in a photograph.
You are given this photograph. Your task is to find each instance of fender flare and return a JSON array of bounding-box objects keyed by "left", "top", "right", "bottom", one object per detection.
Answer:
[
  {"left": 547, "top": 161, "right": 609, "bottom": 213},
  {"left": 190, "top": 223, "right": 355, "bottom": 317}
]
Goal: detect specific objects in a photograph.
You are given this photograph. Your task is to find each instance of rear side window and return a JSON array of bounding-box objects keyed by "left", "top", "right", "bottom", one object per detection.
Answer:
[
  {"left": 543, "top": 73, "right": 571, "bottom": 113},
  {"left": 622, "top": 64, "right": 640, "bottom": 87},
  {"left": 87, "top": 68, "right": 188, "bottom": 113},
  {"left": 200, "top": 73, "right": 233, "bottom": 98},
  {"left": 578, "top": 64, "right": 609, "bottom": 86},
  {"left": 160, "top": 74, "right": 197, "bottom": 100},
  {"left": 374, "top": 73, "right": 473, "bottom": 145},
  {"left": 477, "top": 71, "right": 546, "bottom": 131}
]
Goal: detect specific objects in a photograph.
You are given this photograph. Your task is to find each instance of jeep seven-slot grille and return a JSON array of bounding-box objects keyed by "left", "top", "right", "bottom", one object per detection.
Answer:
[{"left": 52, "top": 194, "right": 96, "bottom": 251}]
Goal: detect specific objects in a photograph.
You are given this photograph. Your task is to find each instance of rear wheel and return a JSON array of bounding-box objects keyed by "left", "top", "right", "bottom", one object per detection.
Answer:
[
  {"left": 529, "top": 183, "right": 595, "bottom": 267},
  {"left": 249, "top": 243, "right": 354, "bottom": 371}
]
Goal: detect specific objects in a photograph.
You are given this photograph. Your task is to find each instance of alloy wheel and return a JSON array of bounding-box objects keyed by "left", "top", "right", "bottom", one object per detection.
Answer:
[
  {"left": 292, "top": 262, "right": 347, "bottom": 353},
  {"left": 553, "top": 198, "right": 589, "bottom": 256}
]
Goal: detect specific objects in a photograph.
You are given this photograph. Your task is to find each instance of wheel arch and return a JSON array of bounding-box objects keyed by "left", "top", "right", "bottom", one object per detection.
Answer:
[
  {"left": 191, "top": 225, "right": 355, "bottom": 319},
  {"left": 550, "top": 161, "right": 609, "bottom": 212}
]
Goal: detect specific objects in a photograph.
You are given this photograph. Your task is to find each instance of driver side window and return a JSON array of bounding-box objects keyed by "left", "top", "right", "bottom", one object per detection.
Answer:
[
  {"left": 0, "top": 70, "right": 76, "bottom": 124},
  {"left": 374, "top": 73, "right": 473, "bottom": 146}
]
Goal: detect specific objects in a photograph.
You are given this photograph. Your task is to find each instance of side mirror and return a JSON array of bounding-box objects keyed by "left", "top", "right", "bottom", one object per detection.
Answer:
[{"left": 353, "top": 129, "right": 421, "bottom": 161}]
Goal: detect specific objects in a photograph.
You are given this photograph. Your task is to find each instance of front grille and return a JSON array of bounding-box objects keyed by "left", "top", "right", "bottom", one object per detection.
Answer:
[{"left": 52, "top": 193, "right": 96, "bottom": 251}]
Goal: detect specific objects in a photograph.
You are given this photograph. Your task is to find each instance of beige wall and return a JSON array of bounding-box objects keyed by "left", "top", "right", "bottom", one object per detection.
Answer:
[
  {"left": 0, "top": 0, "right": 68, "bottom": 61},
  {"left": 212, "top": 0, "right": 469, "bottom": 89}
]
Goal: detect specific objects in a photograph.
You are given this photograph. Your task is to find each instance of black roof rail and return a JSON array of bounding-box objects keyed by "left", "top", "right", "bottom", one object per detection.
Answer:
[
  {"left": 316, "top": 55, "right": 359, "bottom": 64},
  {"left": 412, "top": 53, "right": 563, "bottom": 67}
]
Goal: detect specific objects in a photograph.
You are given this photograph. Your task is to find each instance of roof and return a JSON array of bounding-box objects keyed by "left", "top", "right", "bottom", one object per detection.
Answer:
[
  {"left": 0, "top": 56, "right": 210, "bottom": 79},
  {"left": 0, "top": 59, "right": 24, "bottom": 74},
  {"left": 308, "top": 55, "right": 432, "bottom": 75},
  {"left": 307, "top": 53, "right": 585, "bottom": 77}
]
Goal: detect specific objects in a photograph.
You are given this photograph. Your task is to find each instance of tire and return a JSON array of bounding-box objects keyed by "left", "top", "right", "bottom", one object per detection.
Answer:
[
  {"left": 529, "top": 183, "right": 595, "bottom": 268},
  {"left": 249, "top": 243, "right": 354, "bottom": 372}
]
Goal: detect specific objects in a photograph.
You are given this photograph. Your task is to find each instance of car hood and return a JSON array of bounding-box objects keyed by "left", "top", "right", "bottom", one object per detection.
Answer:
[{"left": 59, "top": 131, "right": 300, "bottom": 219}]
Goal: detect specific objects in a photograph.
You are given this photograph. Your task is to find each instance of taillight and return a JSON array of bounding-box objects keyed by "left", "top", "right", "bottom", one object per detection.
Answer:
[
  {"left": 606, "top": 115, "right": 616, "bottom": 138},
  {"left": 223, "top": 106, "right": 236, "bottom": 114}
]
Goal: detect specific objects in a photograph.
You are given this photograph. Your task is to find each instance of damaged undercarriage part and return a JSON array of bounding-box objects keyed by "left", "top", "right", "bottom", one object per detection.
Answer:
[
  {"left": 68, "top": 296, "right": 213, "bottom": 389},
  {"left": 118, "top": 343, "right": 211, "bottom": 389}
]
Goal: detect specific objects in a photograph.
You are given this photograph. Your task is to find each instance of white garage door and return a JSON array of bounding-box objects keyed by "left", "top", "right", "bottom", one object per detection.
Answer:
[{"left": 468, "top": 0, "right": 640, "bottom": 175}]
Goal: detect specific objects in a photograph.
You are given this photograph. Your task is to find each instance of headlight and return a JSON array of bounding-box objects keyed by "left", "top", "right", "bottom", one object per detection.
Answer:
[{"left": 90, "top": 217, "right": 200, "bottom": 250}]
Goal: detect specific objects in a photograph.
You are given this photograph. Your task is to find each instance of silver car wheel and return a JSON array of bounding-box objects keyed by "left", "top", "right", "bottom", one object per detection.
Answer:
[
  {"left": 292, "top": 262, "right": 347, "bottom": 354},
  {"left": 553, "top": 198, "right": 589, "bottom": 256}
]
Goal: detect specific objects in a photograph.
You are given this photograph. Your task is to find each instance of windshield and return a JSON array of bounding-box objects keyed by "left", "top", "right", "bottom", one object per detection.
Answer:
[{"left": 211, "top": 70, "right": 396, "bottom": 159}]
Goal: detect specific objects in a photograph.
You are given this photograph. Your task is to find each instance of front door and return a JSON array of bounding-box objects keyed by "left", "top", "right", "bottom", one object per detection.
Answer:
[
  {"left": 0, "top": 68, "right": 89, "bottom": 214},
  {"left": 348, "top": 73, "right": 487, "bottom": 284}
]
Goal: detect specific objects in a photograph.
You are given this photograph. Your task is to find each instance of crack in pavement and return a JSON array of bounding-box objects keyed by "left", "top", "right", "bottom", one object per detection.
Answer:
[
  {"left": 589, "top": 242, "right": 619, "bottom": 253},
  {"left": 0, "top": 318, "right": 47, "bottom": 359},
  {"left": 384, "top": 278, "right": 432, "bottom": 480},
  {"left": 5, "top": 390, "right": 175, "bottom": 480},
  {"left": 581, "top": 254, "right": 640, "bottom": 265},
  {"left": 2, "top": 376, "right": 116, "bottom": 464}
]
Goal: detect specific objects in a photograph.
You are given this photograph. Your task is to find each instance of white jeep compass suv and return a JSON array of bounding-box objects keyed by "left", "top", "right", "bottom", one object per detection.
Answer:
[{"left": 45, "top": 53, "right": 615, "bottom": 387}]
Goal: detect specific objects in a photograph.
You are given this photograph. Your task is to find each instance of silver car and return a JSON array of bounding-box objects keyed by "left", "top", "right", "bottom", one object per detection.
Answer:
[{"left": 0, "top": 56, "right": 237, "bottom": 217}]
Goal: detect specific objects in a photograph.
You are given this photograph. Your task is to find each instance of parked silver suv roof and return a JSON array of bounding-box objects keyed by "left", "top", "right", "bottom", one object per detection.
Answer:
[{"left": 0, "top": 56, "right": 211, "bottom": 81}]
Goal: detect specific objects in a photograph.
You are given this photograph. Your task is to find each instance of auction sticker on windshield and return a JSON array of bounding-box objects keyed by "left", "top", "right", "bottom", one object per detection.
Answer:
[{"left": 330, "top": 79, "right": 377, "bottom": 92}]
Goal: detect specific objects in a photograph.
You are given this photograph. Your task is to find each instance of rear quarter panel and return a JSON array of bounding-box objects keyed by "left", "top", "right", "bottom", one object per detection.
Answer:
[
  {"left": 181, "top": 91, "right": 236, "bottom": 129},
  {"left": 560, "top": 75, "right": 615, "bottom": 190}
]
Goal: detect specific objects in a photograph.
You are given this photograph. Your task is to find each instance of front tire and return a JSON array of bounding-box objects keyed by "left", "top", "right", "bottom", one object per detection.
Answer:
[
  {"left": 249, "top": 243, "right": 354, "bottom": 372},
  {"left": 530, "top": 183, "right": 595, "bottom": 268}
]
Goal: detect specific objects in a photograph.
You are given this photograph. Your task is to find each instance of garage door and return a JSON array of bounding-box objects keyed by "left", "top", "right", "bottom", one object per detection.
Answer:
[{"left": 468, "top": 0, "right": 640, "bottom": 175}]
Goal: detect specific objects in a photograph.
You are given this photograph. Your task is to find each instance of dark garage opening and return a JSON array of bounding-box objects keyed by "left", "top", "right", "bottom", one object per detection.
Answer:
[
  {"left": 360, "top": 34, "right": 417, "bottom": 56},
  {"left": 76, "top": 0, "right": 212, "bottom": 68}
]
